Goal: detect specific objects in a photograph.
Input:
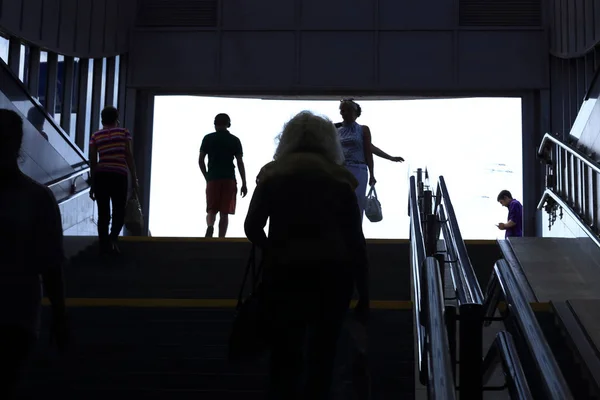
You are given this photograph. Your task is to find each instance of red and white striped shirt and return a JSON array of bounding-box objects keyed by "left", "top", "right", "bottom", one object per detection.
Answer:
[{"left": 90, "top": 128, "right": 132, "bottom": 175}]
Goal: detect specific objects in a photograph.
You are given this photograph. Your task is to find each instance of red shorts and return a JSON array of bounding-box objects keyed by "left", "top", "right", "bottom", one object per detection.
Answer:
[{"left": 206, "top": 179, "right": 237, "bottom": 214}]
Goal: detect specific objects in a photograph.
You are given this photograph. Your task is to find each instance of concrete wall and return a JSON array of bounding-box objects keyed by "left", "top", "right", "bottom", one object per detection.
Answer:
[
  {"left": 548, "top": 48, "right": 600, "bottom": 143},
  {"left": 572, "top": 84, "right": 600, "bottom": 156},
  {"left": 61, "top": 194, "right": 96, "bottom": 236},
  {"left": 128, "top": 0, "right": 548, "bottom": 94},
  {"left": 542, "top": 206, "right": 590, "bottom": 239},
  {"left": 0, "top": 0, "right": 137, "bottom": 57}
]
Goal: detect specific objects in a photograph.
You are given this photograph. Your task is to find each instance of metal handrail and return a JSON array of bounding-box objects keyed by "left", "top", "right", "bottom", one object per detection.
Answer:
[
  {"left": 482, "top": 331, "right": 533, "bottom": 400},
  {"left": 538, "top": 133, "right": 600, "bottom": 175},
  {"left": 46, "top": 162, "right": 91, "bottom": 206},
  {"left": 438, "top": 204, "right": 469, "bottom": 304},
  {"left": 436, "top": 176, "right": 484, "bottom": 304},
  {"left": 493, "top": 259, "right": 573, "bottom": 400},
  {"left": 482, "top": 270, "right": 502, "bottom": 327},
  {"left": 537, "top": 188, "right": 600, "bottom": 248},
  {"left": 57, "top": 186, "right": 90, "bottom": 205},
  {"left": 409, "top": 175, "right": 427, "bottom": 384},
  {"left": 47, "top": 164, "right": 90, "bottom": 188},
  {"left": 425, "top": 257, "right": 456, "bottom": 400}
]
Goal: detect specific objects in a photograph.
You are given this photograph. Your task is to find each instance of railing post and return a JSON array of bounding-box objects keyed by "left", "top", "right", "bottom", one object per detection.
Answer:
[
  {"left": 546, "top": 163, "right": 555, "bottom": 190},
  {"left": 458, "top": 303, "right": 483, "bottom": 400}
]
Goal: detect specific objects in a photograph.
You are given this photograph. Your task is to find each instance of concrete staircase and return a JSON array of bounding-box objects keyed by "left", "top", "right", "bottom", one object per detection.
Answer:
[{"left": 17, "top": 238, "right": 415, "bottom": 399}]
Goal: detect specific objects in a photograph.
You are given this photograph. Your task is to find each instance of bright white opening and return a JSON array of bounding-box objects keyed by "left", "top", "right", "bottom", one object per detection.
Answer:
[{"left": 150, "top": 96, "right": 522, "bottom": 239}]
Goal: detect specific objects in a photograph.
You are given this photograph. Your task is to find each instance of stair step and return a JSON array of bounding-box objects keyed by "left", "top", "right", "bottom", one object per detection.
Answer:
[
  {"left": 21, "top": 307, "right": 414, "bottom": 398},
  {"left": 18, "top": 388, "right": 267, "bottom": 400},
  {"left": 47, "top": 237, "right": 416, "bottom": 399},
  {"left": 25, "top": 372, "right": 269, "bottom": 390}
]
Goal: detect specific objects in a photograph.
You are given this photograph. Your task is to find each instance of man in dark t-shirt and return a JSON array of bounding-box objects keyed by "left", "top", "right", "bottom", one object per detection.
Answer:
[
  {"left": 497, "top": 189, "right": 523, "bottom": 238},
  {"left": 199, "top": 113, "right": 248, "bottom": 238}
]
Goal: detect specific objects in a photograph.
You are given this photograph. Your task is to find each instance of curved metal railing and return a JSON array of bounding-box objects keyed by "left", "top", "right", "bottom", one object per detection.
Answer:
[
  {"left": 47, "top": 162, "right": 91, "bottom": 205},
  {"left": 538, "top": 133, "right": 600, "bottom": 175},
  {"left": 538, "top": 132, "right": 600, "bottom": 239}
]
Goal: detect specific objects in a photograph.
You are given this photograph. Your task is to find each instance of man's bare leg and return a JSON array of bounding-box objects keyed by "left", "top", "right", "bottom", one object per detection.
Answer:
[
  {"left": 206, "top": 212, "right": 217, "bottom": 237},
  {"left": 218, "top": 212, "right": 229, "bottom": 238}
]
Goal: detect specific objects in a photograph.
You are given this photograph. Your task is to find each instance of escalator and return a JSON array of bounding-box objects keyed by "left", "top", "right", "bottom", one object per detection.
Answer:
[
  {"left": 0, "top": 58, "right": 91, "bottom": 210},
  {"left": 411, "top": 170, "right": 575, "bottom": 399},
  {"left": 409, "top": 130, "right": 600, "bottom": 399}
]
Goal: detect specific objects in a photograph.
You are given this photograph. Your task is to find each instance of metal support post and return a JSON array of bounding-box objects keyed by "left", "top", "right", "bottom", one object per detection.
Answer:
[
  {"left": 545, "top": 163, "right": 555, "bottom": 190},
  {"left": 445, "top": 305, "right": 458, "bottom": 386},
  {"left": 423, "top": 189, "right": 432, "bottom": 215},
  {"left": 458, "top": 303, "right": 483, "bottom": 400},
  {"left": 423, "top": 189, "right": 436, "bottom": 255},
  {"left": 425, "top": 219, "right": 437, "bottom": 256},
  {"left": 417, "top": 168, "right": 424, "bottom": 197}
]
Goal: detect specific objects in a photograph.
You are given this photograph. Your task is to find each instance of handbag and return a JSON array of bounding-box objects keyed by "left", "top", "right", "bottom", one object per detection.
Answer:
[
  {"left": 124, "top": 191, "right": 144, "bottom": 234},
  {"left": 365, "top": 186, "right": 383, "bottom": 223},
  {"left": 228, "top": 245, "right": 269, "bottom": 362}
]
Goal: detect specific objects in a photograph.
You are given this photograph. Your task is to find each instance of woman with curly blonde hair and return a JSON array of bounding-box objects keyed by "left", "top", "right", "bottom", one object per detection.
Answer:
[{"left": 245, "top": 111, "right": 369, "bottom": 399}]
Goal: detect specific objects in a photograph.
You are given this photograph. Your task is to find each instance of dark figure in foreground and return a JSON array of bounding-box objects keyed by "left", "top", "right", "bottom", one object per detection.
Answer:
[
  {"left": 89, "top": 106, "right": 139, "bottom": 255},
  {"left": 199, "top": 113, "right": 248, "bottom": 238},
  {"left": 0, "top": 109, "right": 68, "bottom": 398},
  {"left": 246, "top": 111, "right": 369, "bottom": 399},
  {"left": 497, "top": 189, "right": 523, "bottom": 237}
]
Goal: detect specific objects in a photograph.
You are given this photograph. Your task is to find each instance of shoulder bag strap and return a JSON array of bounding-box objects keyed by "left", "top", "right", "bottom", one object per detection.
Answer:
[{"left": 235, "top": 244, "right": 256, "bottom": 310}]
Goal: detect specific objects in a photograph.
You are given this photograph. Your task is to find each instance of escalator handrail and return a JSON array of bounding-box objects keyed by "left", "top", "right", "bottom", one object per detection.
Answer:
[
  {"left": 493, "top": 259, "right": 573, "bottom": 400},
  {"left": 538, "top": 133, "right": 600, "bottom": 175},
  {"left": 410, "top": 176, "right": 426, "bottom": 282},
  {"left": 537, "top": 188, "right": 600, "bottom": 248},
  {"left": 437, "top": 204, "right": 470, "bottom": 304},
  {"left": 0, "top": 58, "right": 87, "bottom": 161},
  {"left": 495, "top": 332, "right": 533, "bottom": 400},
  {"left": 46, "top": 163, "right": 90, "bottom": 188},
  {"left": 57, "top": 186, "right": 90, "bottom": 206},
  {"left": 436, "top": 176, "right": 484, "bottom": 305},
  {"left": 424, "top": 257, "right": 456, "bottom": 400},
  {"left": 409, "top": 175, "right": 427, "bottom": 383},
  {"left": 482, "top": 331, "right": 534, "bottom": 400}
]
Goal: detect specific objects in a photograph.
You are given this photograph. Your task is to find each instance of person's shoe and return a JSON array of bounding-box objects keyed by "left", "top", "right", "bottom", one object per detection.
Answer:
[
  {"left": 110, "top": 239, "right": 121, "bottom": 255},
  {"left": 205, "top": 226, "right": 214, "bottom": 238}
]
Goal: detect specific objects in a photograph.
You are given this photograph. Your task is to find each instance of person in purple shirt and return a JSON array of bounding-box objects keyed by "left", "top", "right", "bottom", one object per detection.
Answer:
[{"left": 496, "top": 190, "right": 523, "bottom": 238}]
